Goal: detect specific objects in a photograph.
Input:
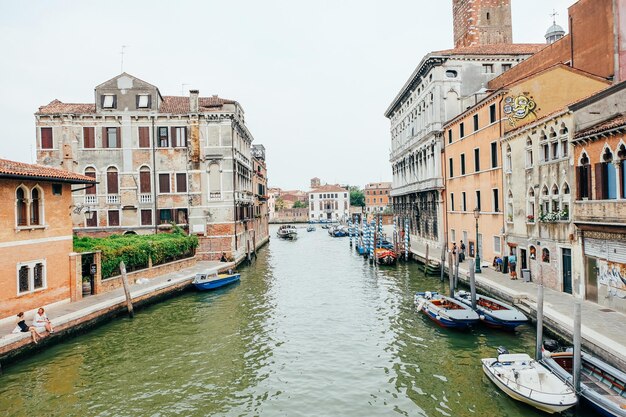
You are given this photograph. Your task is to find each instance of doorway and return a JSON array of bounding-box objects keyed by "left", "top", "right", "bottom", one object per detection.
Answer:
[
  {"left": 520, "top": 248, "right": 527, "bottom": 270},
  {"left": 585, "top": 256, "right": 598, "bottom": 302},
  {"left": 81, "top": 253, "right": 96, "bottom": 297},
  {"left": 562, "top": 248, "right": 572, "bottom": 294}
]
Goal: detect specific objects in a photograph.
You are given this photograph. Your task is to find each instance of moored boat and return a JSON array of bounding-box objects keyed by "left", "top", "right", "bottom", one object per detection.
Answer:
[
  {"left": 482, "top": 349, "right": 577, "bottom": 414},
  {"left": 329, "top": 225, "right": 348, "bottom": 237},
  {"left": 277, "top": 225, "right": 298, "bottom": 239},
  {"left": 542, "top": 348, "right": 626, "bottom": 417},
  {"left": 414, "top": 291, "right": 479, "bottom": 329},
  {"left": 307, "top": 226, "right": 316, "bottom": 232},
  {"left": 454, "top": 290, "right": 527, "bottom": 330},
  {"left": 374, "top": 247, "right": 397, "bottom": 265},
  {"left": 192, "top": 271, "right": 240, "bottom": 291}
]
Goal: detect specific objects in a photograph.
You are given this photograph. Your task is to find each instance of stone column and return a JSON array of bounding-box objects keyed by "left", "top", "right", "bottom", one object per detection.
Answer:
[
  {"left": 614, "top": 161, "right": 622, "bottom": 200},
  {"left": 93, "top": 251, "right": 103, "bottom": 295},
  {"left": 69, "top": 252, "right": 82, "bottom": 302}
]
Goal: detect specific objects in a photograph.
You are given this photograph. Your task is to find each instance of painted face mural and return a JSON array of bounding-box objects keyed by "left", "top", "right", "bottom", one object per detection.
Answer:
[{"left": 503, "top": 94, "right": 537, "bottom": 127}]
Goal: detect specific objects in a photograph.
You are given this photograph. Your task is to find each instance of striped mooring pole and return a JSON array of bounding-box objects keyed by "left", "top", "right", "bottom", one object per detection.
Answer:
[{"left": 404, "top": 218, "right": 409, "bottom": 261}]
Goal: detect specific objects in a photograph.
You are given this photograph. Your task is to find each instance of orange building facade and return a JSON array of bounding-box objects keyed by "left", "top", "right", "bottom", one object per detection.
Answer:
[
  {"left": 443, "top": 65, "right": 610, "bottom": 269},
  {"left": 0, "top": 159, "right": 96, "bottom": 320},
  {"left": 364, "top": 182, "right": 391, "bottom": 216}
]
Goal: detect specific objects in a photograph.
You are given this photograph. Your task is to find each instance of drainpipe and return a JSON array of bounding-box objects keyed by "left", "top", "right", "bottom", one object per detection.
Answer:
[
  {"left": 231, "top": 119, "right": 237, "bottom": 252},
  {"left": 151, "top": 115, "right": 158, "bottom": 234}
]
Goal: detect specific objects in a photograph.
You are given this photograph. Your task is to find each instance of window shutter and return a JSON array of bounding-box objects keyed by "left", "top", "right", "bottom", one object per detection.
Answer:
[
  {"left": 41, "top": 128, "right": 53, "bottom": 149},
  {"left": 135, "top": 95, "right": 140, "bottom": 109},
  {"left": 159, "top": 173, "right": 170, "bottom": 193},
  {"left": 140, "top": 171, "right": 151, "bottom": 193},
  {"left": 116, "top": 127, "right": 121, "bottom": 148},
  {"left": 183, "top": 127, "right": 188, "bottom": 147},
  {"left": 112, "top": 95, "right": 117, "bottom": 109},
  {"left": 595, "top": 163, "right": 605, "bottom": 200},
  {"left": 83, "top": 127, "right": 95, "bottom": 148},
  {"left": 102, "top": 127, "right": 108, "bottom": 148},
  {"left": 147, "top": 95, "right": 152, "bottom": 108},
  {"left": 141, "top": 209, "right": 152, "bottom": 225},
  {"left": 171, "top": 127, "right": 177, "bottom": 147},
  {"left": 138, "top": 127, "right": 149, "bottom": 148},
  {"left": 107, "top": 171, "right": 118, "bottom": 194},
  {"left": 176, "top": 173, "right": 187, "bottom": 192}
]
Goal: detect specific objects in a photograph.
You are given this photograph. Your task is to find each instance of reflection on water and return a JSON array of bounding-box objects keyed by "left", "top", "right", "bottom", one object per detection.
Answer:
[{"left": 0, "top": 225, "right": 593, "bottom": 416}]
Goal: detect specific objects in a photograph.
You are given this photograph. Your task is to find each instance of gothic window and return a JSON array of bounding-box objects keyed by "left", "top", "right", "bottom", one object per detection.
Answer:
[
  {"left": 525, "top": 137, "right": 533, "bottom": 168},
  {"left": 16, "top": 186, "right": 27, "bottom": 226},
  {"left": 505, "top": 145, "right": 512, "bottom": 172},
  {"left": 577, "top": 152, "right": 591, "bottom": 200},
  {"left": 596, "top": 148, "right": 617, "bottom": 200},
  {"left": 30, "top": 187, "right": 41, "bottom": 225}
]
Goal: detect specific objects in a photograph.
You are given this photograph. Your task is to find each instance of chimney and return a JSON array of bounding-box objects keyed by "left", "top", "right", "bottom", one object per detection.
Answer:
[{"left": 190, "top": 90, "right": 199, "bottom": 113}]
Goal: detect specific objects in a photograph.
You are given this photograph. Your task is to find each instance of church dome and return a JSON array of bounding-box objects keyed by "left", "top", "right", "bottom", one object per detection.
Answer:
[{"left": 545, "top": 23, "right": 565, "bottom": 44}]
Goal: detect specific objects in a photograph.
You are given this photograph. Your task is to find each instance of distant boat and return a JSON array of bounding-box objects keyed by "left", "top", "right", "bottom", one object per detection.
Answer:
[
  {"left": 542, "top": 348, "right": 626, "bottom": 417},
  {"left": 192, "top": 271, "right": 240, "bottom": 291},
  {"left": 374, "top": 248, "right": 397, "bottom": 265},
  {"left": 277, "top": 225, "right": 298, "bottom": 239},
  {"left": 329, "top": 225, "right": 348, "bottom": 237},
  {"left": 454, "top": 290, "right": 527, "bottom": 330},
  {"left": 307, "top": 226, "right": 316, "bottom": 232},
  {"left": 414, "top": 291, "right": 479, "bottom": 329},
  {"left": 482, "top": 349, "right": 577, "bottom": 414}
]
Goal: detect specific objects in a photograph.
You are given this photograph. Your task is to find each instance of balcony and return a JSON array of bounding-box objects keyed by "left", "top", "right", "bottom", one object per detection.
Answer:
[
  {"left": 209, "top": 192, "right": 222, "bottom": 200},
  {"left": 106, "top": 195, "right": 120, "bottom": 204},
  {"left": 139, "top": 194, "right": 152, "bottom": 204},
  {"left": 84, "top": 195, "right": 97, "bottom": 204},
  {"left": 574, "top": 200, "right": 626, "bottom": 224}
]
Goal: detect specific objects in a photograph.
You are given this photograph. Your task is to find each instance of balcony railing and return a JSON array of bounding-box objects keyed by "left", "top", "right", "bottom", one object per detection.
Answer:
[
  {"left": 106, "top": 195, "right": 120, "bottom": 204},
  {"left": 139, "top": 194, "right": 152, "bottom": 204},
  {"left": 84, "top": 195, "right": 97, "bottom": 204},
  {"left": 209, "top": 192, "right": 222, "bottom": 200}
]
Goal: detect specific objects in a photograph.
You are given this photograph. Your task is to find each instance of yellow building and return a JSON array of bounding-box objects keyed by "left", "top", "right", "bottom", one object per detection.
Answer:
[{"left": 443, "top": 64, "right": 609, "bottom": 271}]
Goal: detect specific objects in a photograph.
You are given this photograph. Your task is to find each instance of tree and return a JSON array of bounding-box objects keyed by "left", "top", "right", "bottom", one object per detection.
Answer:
[
  {"left": 349, "top": 186, "right": 365, "bottom": 207},
  {"left": 293, "top": 200, "right": 307, "bottom": 209},
  {"left": 275, "top": 197, "right": 285, "bottom": 211}
]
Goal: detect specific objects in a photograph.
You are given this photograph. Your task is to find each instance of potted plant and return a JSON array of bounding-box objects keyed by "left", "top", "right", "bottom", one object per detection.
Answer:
[{"left": 526, "top": 214, "right": 535, "bottom": 223}]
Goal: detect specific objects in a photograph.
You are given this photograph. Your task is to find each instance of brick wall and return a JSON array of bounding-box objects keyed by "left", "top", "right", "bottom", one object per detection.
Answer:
[
  {"left": 453, "top": 0, "right": 512, "bottom": 48},
  {"left": 99, "top": 257, "right": 197, "bottom": 293}
]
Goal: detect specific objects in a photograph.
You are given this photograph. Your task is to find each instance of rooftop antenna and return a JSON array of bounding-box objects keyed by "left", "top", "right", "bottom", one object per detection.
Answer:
[
  {"left": 120, "top": 45, "right": 129, "bottom": 73},
  {"left": 181, "top": 83, "right": 190, "bottom": 95},
  {"left": 549, "top": 9, "right": 558, "bottom": 25}
]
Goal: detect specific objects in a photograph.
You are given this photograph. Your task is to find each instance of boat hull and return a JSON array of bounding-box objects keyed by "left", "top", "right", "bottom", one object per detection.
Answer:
[
  {"left": 193, "top": 274, "right": 240, "bottom": 290},
  {"left": 455, "top": 292, "right": 527, "bottom": 331},
  {"left": 415, "top": 292, "right": 479, "bottom": 329},
  {"left": 375, "top": 249, "right": 397, "bottom": 265},
  {"left": 482, "top": 359, "right": 577, "bottom": 414}
]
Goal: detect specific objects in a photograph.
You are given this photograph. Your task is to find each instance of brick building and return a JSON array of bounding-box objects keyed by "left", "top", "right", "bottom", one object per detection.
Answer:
[
  {"left": 0, "top": 158, "right": 96, "bottom": 320},
  {"left": 364, "top": 182, "right": 391, "bottom": 215},
  {"left": 453, "top": 0, "right": 512, "bottom": 48},
  {"left": 35, "top": 73, "right": 261, "bottom": 263}
]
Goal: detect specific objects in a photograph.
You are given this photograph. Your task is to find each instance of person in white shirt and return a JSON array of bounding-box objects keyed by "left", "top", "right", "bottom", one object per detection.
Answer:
[{"left": 32, "top": 307, "right": 54, "bottom": 333}]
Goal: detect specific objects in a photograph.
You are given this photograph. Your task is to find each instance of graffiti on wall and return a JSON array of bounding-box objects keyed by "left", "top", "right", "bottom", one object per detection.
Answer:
[
  {"left": 598, "top": 260, "right": 626, "bottom": 299},
  {"left": 503, "top": 93, "right": 537, "bottom": 127}
]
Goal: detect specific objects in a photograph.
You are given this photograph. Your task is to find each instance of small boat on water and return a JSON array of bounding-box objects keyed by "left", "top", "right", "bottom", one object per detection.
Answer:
[
  {"left": 306, "top": 226, "right": 316, "bottom": 232},
  {"left": 454, "top": 290, "right": 527, "bottom": 330},
  {"left": 277, "top": 225, "right": 298, "bottom": 239},
  {"left": 192, "top": 271, "right": 240, "bottom": 291},
  {"left": 414, "top": 291, "right": 479, "bottom": 329},
  {"left": 542, "top": 347, "right": 626, "bottom": 417},
  {"left": 329, "top": 225, "right": 348, "bottom": 237},
  {"left": 482, "top": 348, "right": 577, "bottom": 414},
  {"left": 374, "top": 247, "right": 397, "bottom": 265}
]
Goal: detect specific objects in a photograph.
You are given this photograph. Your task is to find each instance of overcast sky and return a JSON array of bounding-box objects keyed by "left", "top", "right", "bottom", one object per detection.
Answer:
[{"left": 0, "top": 0, "right": 575, "bottom": 190}]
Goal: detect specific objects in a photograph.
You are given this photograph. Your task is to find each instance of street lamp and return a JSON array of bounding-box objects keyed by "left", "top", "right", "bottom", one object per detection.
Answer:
[{"left": 474, "top": 207, "right": 482, "bottom": 273}]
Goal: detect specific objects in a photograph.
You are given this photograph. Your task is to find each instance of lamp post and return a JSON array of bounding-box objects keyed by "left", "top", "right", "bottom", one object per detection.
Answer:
[{"left": 474, "top": 207, "right": 481, "bottom": 273}]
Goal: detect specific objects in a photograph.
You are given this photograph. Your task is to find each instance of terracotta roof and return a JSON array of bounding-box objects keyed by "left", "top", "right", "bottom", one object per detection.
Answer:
[
  {"left": 432, "top": 43, "right": 546, "bottom": 56},
  {"left": 37, "top": 99, "right": 96, "bottom": 115},
  {"left": 310, "top": 184, "right": 348, "bottom": 193},
  {"left": 36, "top": 96, "right": 236, "bottom": 115},
  {"left": 0, "top": 158, "right": 97, "bottom": 184},
  {"left": 575, "top": 113, "right": 626, "bottom": 139},
  {"left": 159, "top": 96, "right": 236, "bottom": 114}
]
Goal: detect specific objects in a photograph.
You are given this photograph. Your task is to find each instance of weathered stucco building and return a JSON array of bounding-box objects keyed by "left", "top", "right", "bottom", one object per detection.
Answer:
[
  {"left": 308, "top": 184, "right": 349, "bottom": 222},
  {"left": 35, "top": 73, "right": 261, "bottom": 262},
  {"left": 364, "top": 182, "right": 391, "bottom": 215}
]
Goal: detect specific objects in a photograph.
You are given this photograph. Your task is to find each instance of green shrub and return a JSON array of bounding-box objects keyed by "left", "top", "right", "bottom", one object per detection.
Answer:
[{"left": 74, "top": 229, "right": 198, "bottom": 279}]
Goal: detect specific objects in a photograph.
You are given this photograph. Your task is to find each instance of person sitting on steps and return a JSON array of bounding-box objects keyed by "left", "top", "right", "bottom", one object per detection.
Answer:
[
  {"left": 32, "top": 307, "right": 54, "bottom": 334},
  {"left": 12, "top": 312, "right": 43, "bottom": 344}
]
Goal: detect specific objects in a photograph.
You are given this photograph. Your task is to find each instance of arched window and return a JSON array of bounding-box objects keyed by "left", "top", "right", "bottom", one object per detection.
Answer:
[
  {"left": 529, "top": 245, "right": 536, "bottom": 260},
  {"left": 541, "top": 185, "right": 549, "bottom": 196},
  {"left": 542, "top": 248, "right": 550, "bottom": 263},
  {"left": 506, "top": 190, "right": 513, "bottom": 222},
  {"left": 106, "top": 167, "right": 119, "bottom": 195},
  {"left": 600, "top": 147, "right": 617, "bottom": 200},
  {"left": 16, "top": 187, "right": 27, "bottom": 226},
  {"left": 139, "top": 166, "right": 151, "bottom": 194},
  {"left": 30, "top": 187, "right": 41, "bottom": 225},
  {"left": 84, "top": 167, "right": 97, "bottom": 196},
  {"left": 619, "top": 144, "right": 626, "bottom": 198},
  {"left": 562, "top": 183, "right": 570, "bottom": 194},
  {"left": 577, "top": 152, "right": 591, "bottom": 200},
  {"left": 525, "top": 137, "right": 533, "bottom": 168},
  {"left": 527, "top": 188, "right": 535, "bottom": 222},
  {"left": 209, "top": 163, "right": 221, "bottom": 199}
]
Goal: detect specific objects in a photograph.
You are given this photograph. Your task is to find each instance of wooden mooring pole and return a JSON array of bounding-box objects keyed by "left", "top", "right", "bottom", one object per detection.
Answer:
[
  {"left": 573, "top": 301, "right": 582, "bottom": 394},
  {"left": 448, "top": 251, "right": 455, "bottom": 298},
  {"left": 535, "top": 285, "right": 544, "bottom": 360},
  {"left": 119, "top": 261, "right": 134, "bottom": 318},
  {"left": 454, "top": 252, "right": 459, "bottom": 290},
  {"left": 440, "top": 245, "right": 446, "bottom": 282},
  {"left": 424, "top": 244, "right": 430, "bottom": 273},
  {"left": 469, "top": 260, "right": 476, "bottom": 309}
]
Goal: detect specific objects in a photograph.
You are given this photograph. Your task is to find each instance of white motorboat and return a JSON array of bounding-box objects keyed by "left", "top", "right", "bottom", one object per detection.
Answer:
[
  {"left": 414, "top": 291, "right": 479, "bottom": 329},
  {"left": 455, "top": 290, "right": 528, "bottom": 330},
  {"left": 277, "top": 225, "right": 297, "bottom": 240},
  {"left": 481, "top": 350, "right": 577, "bottom": 414}
]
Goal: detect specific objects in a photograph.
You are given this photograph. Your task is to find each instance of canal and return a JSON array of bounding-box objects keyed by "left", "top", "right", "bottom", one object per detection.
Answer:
[{"left": 0, "top": 225, "right": 594, "bottom": 416}]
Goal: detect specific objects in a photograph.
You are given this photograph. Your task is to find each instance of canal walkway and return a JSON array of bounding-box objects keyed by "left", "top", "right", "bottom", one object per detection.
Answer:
[
  {"left": 407, "top": 238, "right": 626, "bottom": 371},
  {"left": 0, "top": 260, "right": 233, "bottom": 364}
]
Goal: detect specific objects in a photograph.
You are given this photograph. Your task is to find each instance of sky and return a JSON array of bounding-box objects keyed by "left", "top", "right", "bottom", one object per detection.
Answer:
[{"left": 0, "top": 0, "right": 575, "bottom": 190}]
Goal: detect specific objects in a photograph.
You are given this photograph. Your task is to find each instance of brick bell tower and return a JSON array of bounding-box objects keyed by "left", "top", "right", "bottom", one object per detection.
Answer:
[{"left": 453, "top": 0, "right": 513, "bottom": 48}]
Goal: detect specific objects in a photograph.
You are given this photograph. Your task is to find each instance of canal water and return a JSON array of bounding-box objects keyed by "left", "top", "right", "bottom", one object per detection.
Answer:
[{"left": 0, "top": 225, "right": 594, "bottom": 417}]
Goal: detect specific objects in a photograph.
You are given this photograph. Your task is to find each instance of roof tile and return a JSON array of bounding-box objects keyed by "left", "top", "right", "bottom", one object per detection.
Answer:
[
  {"left": 575, "top": 113, "right": 626, "bottom": 139},
  {"left": 0, "top": 158, "right": 96, "bottom": 184},
  {"left": 433, "top": 43, "right": 546, "bottom": 56}
]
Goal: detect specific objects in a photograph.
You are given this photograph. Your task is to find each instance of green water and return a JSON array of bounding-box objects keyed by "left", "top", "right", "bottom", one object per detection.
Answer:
[{"left": 0, "top": 225, "right": 594, "bottom": 416}]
